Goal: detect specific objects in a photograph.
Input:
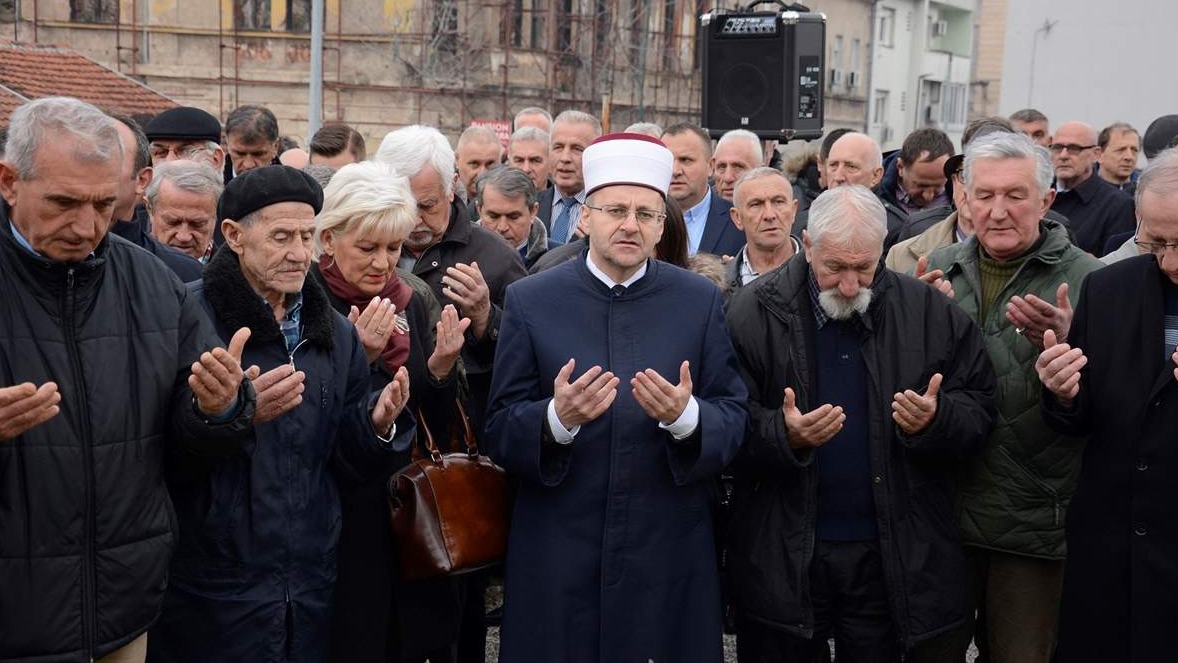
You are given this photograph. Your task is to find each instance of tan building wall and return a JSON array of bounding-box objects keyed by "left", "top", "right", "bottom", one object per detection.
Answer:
[
  {"left": 3, "top": 0, "right": 705, "bottom": 150},
  {"left": 810, "top": 0, "right": 873, "bottom": 132},
  {"left": 970, "top": 0, "right": 1006, "bottom": 119},
  {"left": 3, "top": 0, "right": 869, "bottom": 152}
]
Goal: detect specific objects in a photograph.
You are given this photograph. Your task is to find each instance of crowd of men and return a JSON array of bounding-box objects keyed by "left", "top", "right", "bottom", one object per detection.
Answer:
[{"left": 0, "top": 95, "right": 1175, "bottom": 663}]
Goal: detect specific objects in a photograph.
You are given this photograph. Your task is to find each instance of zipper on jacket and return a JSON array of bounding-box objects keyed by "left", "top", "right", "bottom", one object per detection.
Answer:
[{"left": 64, "top": 268, "right": 97, "bottom": 660}]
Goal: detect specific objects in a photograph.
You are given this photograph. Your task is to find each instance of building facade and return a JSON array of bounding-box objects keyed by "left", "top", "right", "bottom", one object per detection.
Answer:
[{"left": 867, "top": 0, "right": 974, "bottom": 150}]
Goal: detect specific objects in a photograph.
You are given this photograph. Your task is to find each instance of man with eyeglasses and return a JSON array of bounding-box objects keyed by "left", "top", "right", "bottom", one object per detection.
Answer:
[
  {"left": 143, "top": 106, "right": 225, "bottom": 173},
  {"left": 1036, "top": 147, "right": 1178, "bottom": 663},
  {"left": 1050, "top": 121, "right": 1136, "bottom": 256},
  {"left": 486, "top": 133, "right": 748, "bottom": 663}
]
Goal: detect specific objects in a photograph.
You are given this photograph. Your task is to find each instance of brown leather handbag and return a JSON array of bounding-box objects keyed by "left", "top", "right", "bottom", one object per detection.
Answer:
[{"left": 387, "top": 401, "right": 509, "bottom": 581}]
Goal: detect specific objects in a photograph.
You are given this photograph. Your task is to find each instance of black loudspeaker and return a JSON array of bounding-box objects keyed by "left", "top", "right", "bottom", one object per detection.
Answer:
[{"left": 700, "top": 11, "right": 826, "bottom": 141}]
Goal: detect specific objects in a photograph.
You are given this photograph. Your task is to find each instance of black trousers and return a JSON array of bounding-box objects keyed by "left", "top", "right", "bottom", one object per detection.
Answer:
[{"left": 737, "top": 539, "right": 900, "bottom": 663}]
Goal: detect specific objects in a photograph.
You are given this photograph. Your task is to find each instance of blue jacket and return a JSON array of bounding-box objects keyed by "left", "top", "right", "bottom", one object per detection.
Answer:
[
  {"left": 148, "top": 247, "right": 409, "bottom": 663},
  {"left": 486, "top": 255, "right": 749, "bottom": 662},
  {"left": 698, "top": 193, "right": 747, "bottom": 257}
]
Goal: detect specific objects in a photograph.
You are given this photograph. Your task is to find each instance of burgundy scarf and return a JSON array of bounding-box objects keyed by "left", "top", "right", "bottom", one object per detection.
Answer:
[{"left": 318, "top": 256, "right": 413, "bottom": 374}]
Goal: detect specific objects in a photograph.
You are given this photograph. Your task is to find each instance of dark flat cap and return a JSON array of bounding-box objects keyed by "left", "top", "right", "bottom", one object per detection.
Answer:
[
  {"left": 145, "top": 107, "right": 222, "bottom": 144},
  {"left": 218, "top": 165, "right": 324, "bottom": 222},
  {"left": 1143, "top": 114, "right": 1178, "bottom": 160}
]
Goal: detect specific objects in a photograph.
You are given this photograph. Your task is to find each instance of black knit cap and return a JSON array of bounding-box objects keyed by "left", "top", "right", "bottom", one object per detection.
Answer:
[
  {"left": 218, "top": 165, "right": 324, "bottom": 222},
  {"left": 144, "top": 107, "right": 223, "bottom": 144},
  {"left": 1143, "top": 114, "right": 1178, "bottom": 160}
]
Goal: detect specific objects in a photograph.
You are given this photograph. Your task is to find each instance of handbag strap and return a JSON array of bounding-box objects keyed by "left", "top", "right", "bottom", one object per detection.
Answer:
[{"left": 413, "top": 399, "right": 479, "bottom": 462}]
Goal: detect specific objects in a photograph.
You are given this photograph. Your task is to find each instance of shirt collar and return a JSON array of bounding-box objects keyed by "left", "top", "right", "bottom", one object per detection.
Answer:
[
  {"left": 807, "top": 269, "right": 831, "bottom": 329},
  {"left": 586, "top": 253, "right": 647, "bottom": 289},
  {"left": 9, "top": 221, "right": 97, "bottom": 261},
  {"left": 738, "top": 245, "right": 759, "bottom": 285},
  {"left": 685, "top": 190, "right": 712, "bottom": 224},
  {"left": 9, "top": 222, "right": 41, "bottom": 257}
]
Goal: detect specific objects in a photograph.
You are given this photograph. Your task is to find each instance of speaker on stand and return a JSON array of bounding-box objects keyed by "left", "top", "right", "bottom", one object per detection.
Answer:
[{"left": 699, "top": 6, "right": 826, "bottom": 141}]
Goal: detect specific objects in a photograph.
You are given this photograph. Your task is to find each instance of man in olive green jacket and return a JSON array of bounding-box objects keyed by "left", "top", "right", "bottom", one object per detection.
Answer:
[{"left": 920, "top": 133, "right": 1103, "bottom": 663}]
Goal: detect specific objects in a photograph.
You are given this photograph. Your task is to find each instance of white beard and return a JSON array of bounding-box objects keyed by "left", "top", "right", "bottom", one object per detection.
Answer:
[{"left": 818, "top": 287, "right": 873, "bottom": 320}]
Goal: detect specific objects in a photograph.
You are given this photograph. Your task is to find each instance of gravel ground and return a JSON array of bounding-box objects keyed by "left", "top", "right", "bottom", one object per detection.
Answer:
[{"left": 483, "top": 582, "right": 975, "bottom": 662}]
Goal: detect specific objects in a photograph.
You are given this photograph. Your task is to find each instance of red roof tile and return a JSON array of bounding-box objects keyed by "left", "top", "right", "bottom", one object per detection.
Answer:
[{"left": 0, "top": 41, "right": 177, "bottom": 124}]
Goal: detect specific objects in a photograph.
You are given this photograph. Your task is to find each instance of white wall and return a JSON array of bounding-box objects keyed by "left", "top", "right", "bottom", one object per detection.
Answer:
[{"left": 1000, "top": 0, "right": 1178, "bottom": 135}]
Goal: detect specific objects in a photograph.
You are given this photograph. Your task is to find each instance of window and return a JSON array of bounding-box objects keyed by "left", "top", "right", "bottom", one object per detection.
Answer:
[
  {"left": 506, "top": 0, "right": 547, "bottom": 50},
  {"left": 942, "top": 83, "right": 968, "bottom": 129},
  {"left": 832, "top": 35, "right": 843, "bottom": 71},
  {"left": 431, "top": 0, "right": 460, "bottom": 54},
  {"left": 71, "top": 0, "right": 117, "bottom": 23},
  {"left": 556, "top": 0, "right": 574, "bottom": 54},
  {"left": 872, "top": 90, "right": 889, "bottom": 126},
  {"left": 236, "top": 0, "right": 268, "bottom": 30},
  {"left": 598, "top": 0, "right": 613, "bottom": 59},
  {"left": 285, "top": 0, "right": 311, "bottom": 32},
  {"left": 879, "top": 7, "right": 895, "bottom": 48},
  {"left": 851, "top": 38, "right": 861, "bottom": 73}
]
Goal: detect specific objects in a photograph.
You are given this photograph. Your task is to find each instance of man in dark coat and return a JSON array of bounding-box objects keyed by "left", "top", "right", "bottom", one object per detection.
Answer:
[
  {"left": 147, "top": 166, "right": 414, "bottom": 663},
  {"left": 661, "top": 123, "right": 746, "bottom": 257},
  {"left": 725, "top": 184, "right": 996, "bottom": 661},
  {"left": 107, "top": 113, "right": 204, "bottom": 281},
  {"left": 375, "top": 125, "right": 527, "bottom": 438},
  {"left": 0, "top": 97, "right": 255, "bottom": 662},
  {"left": 486, "top": 133, "right": 749, "bottom": 662},
  {"left": 1049, "top": 121, "right": 1137, "bottom": 256},
  {"left": 1036, "top": 148, "right": 1178, "bottom": 662}
]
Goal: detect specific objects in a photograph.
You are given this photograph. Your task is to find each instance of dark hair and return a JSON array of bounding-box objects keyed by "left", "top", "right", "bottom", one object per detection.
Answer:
[
  {"left": 820, "top": 127, "right": 856, "bottom": 161},
  {"left": 310, "top": 123, "right": 366, "bottom": 161},
  {"left": 661, "top": 123, "right": 712, "bottom": 157},
  {"left": 899, "top": 128, "right": 954, "bottom": 165},
  {"left": 1009, "top": 108, "right": 1048, "bottom": 124},
  {"left": 278, "top": 135, "right": 300, "bottom": 152},
  {"left": 1097, "top": 122, "right": 1139, "bottom": 149},
  {"left": 962, "top": 116, "right": 1014, "bottom": 148},
  {"left": 106, "top": 110, "right": 151, "bottom": 173},
  {"left": 224, "top": 104, "right": 279, "bottom": 143},
  {"left": 656, "top": 196, "right": 690, "bottom": 268},
  {"left": 476, "top": 166, "right": 538, "bottom": 208}
]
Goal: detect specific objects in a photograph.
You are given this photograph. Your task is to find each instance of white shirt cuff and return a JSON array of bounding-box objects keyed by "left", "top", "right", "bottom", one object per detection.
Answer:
[
  {"left": 547, "top": 399, "right": 580, "bottom": 444},
  {"left": 376, "top": 422, "right": 397, "bottom": 445},
  {"left": 658, "top": 396, "right": 699, "bottom": 440}
]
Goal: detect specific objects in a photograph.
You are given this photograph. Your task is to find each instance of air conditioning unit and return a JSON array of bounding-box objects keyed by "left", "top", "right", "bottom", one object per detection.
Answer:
[
  {"left": 931, "top": 19, "right": 948, "bottom": 38},
  {"left": 846, "top": 71, "right": 860, "bottom": 88},
  {"left": 829, "top": 69, "right": 843, "bottom": 87}
]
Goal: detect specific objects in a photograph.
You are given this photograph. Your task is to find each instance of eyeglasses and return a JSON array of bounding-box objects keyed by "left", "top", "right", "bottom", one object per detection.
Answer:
[
  {"left": 1048, "top": 143, "right": 1097, "bottom": 154},
  {"left": 1133, "top": 238, "right": 1178, "bottom": 257},
  {"left": 584, "top": 204, "right": 666, "bottom": 225},
  {"left": 149, "top": 143, "right": 212, "bottom": 160}
]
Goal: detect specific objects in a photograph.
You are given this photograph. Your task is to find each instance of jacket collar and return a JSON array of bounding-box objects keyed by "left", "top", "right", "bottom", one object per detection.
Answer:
[
  {"left": 201, "top": 244, "right": 336, "bottom": 350},
  {"left": 0, "top": 201, "right": 110, "bottom": 296},
  {"left": 751, "top": 251, "right": 890, "bottom": 330},
  {"left": 944, "top": 218, "right": 1074, "bottom": 276}
]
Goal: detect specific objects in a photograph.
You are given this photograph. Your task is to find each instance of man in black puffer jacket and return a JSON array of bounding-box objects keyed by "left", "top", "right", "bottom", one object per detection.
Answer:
[
  {"left": 726, "top": 185, "right": 997, "bottom": 661},
  {"left": 0, "top": 98, "right": 256, "bottom": 662}
]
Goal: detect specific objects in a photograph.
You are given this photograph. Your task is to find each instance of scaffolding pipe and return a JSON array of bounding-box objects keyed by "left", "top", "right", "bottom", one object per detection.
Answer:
[{"left": 307, "top": 0, "right": 325, "bottom": 142}]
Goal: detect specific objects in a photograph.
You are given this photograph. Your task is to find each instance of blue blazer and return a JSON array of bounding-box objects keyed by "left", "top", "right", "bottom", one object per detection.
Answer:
[{"left": 698, "top": 194, "right": 746, "bottom": 257}]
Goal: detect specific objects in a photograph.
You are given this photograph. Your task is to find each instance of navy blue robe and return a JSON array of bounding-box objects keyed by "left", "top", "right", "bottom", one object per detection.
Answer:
[{"left": 486, "top": 255, "right": 748, "bottom": 663}]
